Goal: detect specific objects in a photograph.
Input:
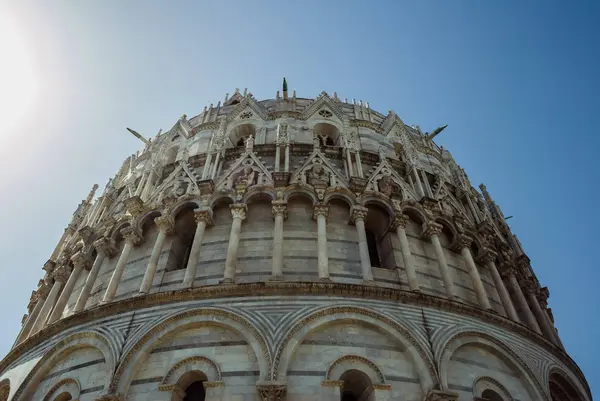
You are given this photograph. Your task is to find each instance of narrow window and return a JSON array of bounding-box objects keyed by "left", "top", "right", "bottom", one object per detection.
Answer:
[{"left": 365, "top": 229, "right": 380, "bottom": 267}]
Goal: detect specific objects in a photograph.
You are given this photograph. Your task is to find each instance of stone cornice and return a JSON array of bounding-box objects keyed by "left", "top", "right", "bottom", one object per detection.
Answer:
[{"left": 1, "top": 282, "right": 588, "bottom": 395}]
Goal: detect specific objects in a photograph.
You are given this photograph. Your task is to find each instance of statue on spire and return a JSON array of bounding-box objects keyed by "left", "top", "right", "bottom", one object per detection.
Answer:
[{"left": 282, "top": 77, "right": 289, "bottom": 100}]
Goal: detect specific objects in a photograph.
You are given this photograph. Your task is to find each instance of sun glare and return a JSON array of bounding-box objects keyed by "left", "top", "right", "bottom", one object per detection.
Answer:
[{"left": 0, "top": 14, "right": 38, "bottom": 138}]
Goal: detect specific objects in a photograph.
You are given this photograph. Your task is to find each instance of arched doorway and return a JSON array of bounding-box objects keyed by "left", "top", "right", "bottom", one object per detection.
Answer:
[{"left": 340, "top": 370, "right": 374, "bottom": 401}]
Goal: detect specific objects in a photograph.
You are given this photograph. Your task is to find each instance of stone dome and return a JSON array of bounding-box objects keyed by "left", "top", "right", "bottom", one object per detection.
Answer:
[{"left": 0, "top": 88, "right": 591, "bottom": 401}]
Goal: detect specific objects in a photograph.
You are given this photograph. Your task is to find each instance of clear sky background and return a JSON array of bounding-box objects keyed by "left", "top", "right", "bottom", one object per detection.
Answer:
[{"left": 0, "top": 0, "right": 598, "bottom": 395}]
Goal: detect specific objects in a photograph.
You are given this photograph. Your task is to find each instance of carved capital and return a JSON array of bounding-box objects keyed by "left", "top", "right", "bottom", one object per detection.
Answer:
[
  {"left": 94, "top": 237, "right": 117, "bottom": 258},
  {"left": 230, "top": 203, "right": 247, "bottom": 220},
  {"left": 256, "top": 381, "right": 287, "bottom": 401},
  {"left": 34, "top": 283, "right": 51, "bottom": 302},
  {"left": 456, "top": 234, "right": 473, "bottom": 250},
  {"left": 154, "top": 215, "right": 175, "bottom": 235},
  {"left": 193, "top": 209, "right": 213, "bottom": 226},
  {"left": 52, "top": 265, "right": 72, "bottom": 283},
  {"left": 42, "top": 260, "right": 56, "bottom": 274},
  {"left": 391, "top": 213, "right": 410, "bottom": 230},
  {"left": 350, "top": 206, "right": 369, "bottom": 223},
  {"left": 71, "top": 251, "right": 92, "bottom": 271},
  {"left": 423, "top": 222, "right": 443, "bottom": 238},
  {"left": 478, "top": 248, "right": 498, "bottom": 265},
  {"left": 424, "top": 389, "right": 459, "bottom": 401},
  {"left": 272, "top": 201, "right": 288, "bottom": 219},
  {"left": 120, "top": 227, "right": 143, "bottom": 245},
  {"left": 77, "top": 226, "right": 96, "bottom": 245},
  {"left": 124, "top": 196, "right": 146, "bottom": 218},
  {"left": 312, "top": 203, "right": 329, "bottom": 220}
]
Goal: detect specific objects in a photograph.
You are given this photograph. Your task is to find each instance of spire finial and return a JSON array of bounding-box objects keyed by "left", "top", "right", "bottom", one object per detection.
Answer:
[{"left": 282, "top": 77, "right": 288, "bottom": 100}]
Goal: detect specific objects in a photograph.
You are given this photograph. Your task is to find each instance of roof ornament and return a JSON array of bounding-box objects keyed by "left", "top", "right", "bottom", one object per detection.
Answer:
[
  {"left": 283, "top": 77, "right": 288, "bottom": 101},
  {"left": 425, "top": 125, "right": 448, "bottom": 140},
  {"left": 126, "top": 128, "right": 151, "bottom": 145}
]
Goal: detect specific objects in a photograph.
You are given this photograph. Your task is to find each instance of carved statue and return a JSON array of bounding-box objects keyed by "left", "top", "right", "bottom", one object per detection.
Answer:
[
  {"left": 307, "top": 164, "right": 329, "bottom": 187},
  {"left": 377, "top": 175, "right": 394, "bottom": 197},
  {"left": 235, "top": 166, "right": 256, "bottom": 187}
]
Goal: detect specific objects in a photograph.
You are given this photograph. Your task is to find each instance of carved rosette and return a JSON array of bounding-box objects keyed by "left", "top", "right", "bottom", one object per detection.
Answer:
[
  {"left": 312, "top": 203, "right": 329, "bottom": 220},
  {"left": 193, "top": 209, "right": 213, "bottom": 226},
  {"left": 230, "top": 203, "right": 247, "bottom": 221},
  {"left": 256, "top": 381, "right": 287, "bottom": 401},
  {"left": 154, "top": 215, "right": 175, "bottom": 235},
  {"left": 350, "top": 206, "right": 368, "bottom": 223},
  {"left": 272, "top": 201, "right": 288, "bottom": 219},
  {"left": 94, "top": 237, "right": 117, "bottom": 258}
]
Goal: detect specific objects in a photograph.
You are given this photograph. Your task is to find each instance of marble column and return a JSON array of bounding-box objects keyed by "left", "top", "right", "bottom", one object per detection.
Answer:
[
  {"left": 526, "top": 287, "right": 557, "bottom": 341},
  {"left": 506, "top": 270, "right": 541, "bottom": 333},
  {"left": 482, "top": 250, "right": 518, "bottom": 320},
  {"left": 74, "top": 238, "right": 115, "bottom": 312},
  {"left": 413, "top": 169, "right": 425, "bottom": 199},
  {"left": 355, "top": 152, "right": 364, "bottom": 178},
  {"left": 31, "top": 266, "right": 71, "bottom": 334},
  {"left": 392, "top": 214, "right": 420, "bottom": 291},
  {"left": 202, "top": 153, "right": 213, "bottom": 179},
  {"left": 271, "top": 201, "right": 287, "bottom": 279},
  {"left": 48, "top": 252, "right": 90, "bottom": 324},
  {"left": 284, "top": 145, "right": 290, "bottom": 172},
  {"left": 313, "top": 203, "right": 330, "bottom": 280},
  {"left": 346, "top": 149, "right": 354, "bottom": 177},
  {"left": 351, "top": 206, "right": 374, "bottom": 282},
  {"left": 222, "top": 203, "right": 247, "bottom": 283},
  {"left": 274, "top": 146, "right": 281, "bottom": 172},
  {"left": 457, "top": 235, "right": 492, "bottom": 309},
  {"left": 102, "top": 227, "right": 142, "bottom": 303},
  {"left": 425, "top": 223, "right": 457, "bottom": 299},
  {"left": 182, "top": 209, "right": 213, "bottom": 288},
  {"left": 17, "top": 284, "right": 50, "bottom": 342},
  {"left": 139, "top": 216, "right": 174, "bottom": 294}
]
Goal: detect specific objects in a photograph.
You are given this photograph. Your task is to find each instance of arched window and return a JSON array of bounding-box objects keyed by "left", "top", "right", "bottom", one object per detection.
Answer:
[
  {"left": 340, "top": 370, "right": 374, "bottom": 401},
  {"left": 183, "top": 380, "right": 205, "bottom": 401},
  {"left": 365, "top": 229, "right": 380, "bottom": 268}
]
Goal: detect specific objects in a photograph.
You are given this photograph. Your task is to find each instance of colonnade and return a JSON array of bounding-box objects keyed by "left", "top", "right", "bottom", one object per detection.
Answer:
[{"left": 20, "top": 200, "right": 558, "bottom": 347}]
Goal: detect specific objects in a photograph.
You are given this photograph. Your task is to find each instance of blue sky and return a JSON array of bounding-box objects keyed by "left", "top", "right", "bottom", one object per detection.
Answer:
[{"left": 0, "top": 0, "right": 598, "bottom": 394}]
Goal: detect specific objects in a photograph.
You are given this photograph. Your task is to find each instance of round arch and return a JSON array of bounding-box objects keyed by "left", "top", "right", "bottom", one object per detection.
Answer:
[
  {"left": 42, "top": 378, "right": 81, "bottom": 401},
  {"left": 360, "top": 195, "right": 396, "bottom": 221},
  {"left": 434, "top": 217, "right": 459, "bottom": 245},
  {"left": 133, "top": 209, "right": 163, "bottom": 234},
  {"left": 284, "top": 188, "right": 318, "bottom": 205},
  {"left": 547, "top": 366, "right": 589, "bottom": 401},
  {"left": 0, "top": 379, "right": 9, "bottom": 401},
  {"left": 166, "top": 197, "right": 204, "bottom": 220},
  {"left": 272, "top": 305, "right": 436, "bottom": 393},
  {"left": 326, "top": 355, "right": 386, "bottom": 384},
  {"left": 323, "top": 190, "right": 356, "bottom": 209},
  {"left": 13, "top": 331, "right": 115, "bottom": 401},
  {"left": 112, "top": 307, "right": 271, "bottom": 397},
  {"left": 243, "top": 188, "right": 278, "bottom": 204},
  {"left": 473, "top": 376, "right": 514, "bottom": 401},
  {"left": 208, "top": 194, "right": 236, "bottom": 209},
  {"left": 159, "top": 355, "right": 221, "bottom": 391},
  {"left": 438, "top": 331, "right": 546, "bottom": 401}
]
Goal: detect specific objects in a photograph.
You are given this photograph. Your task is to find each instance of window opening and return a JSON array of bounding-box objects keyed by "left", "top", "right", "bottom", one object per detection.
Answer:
[
  {"left": 183, "top": 380, "right": 206, "bottom": 401},
  {"left": 365, "top": 229, "right": 380, "bottom": 267}
]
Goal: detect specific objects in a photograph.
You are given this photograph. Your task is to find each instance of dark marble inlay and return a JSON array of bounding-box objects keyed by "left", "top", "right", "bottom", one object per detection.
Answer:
[
  {"left": 152, "top": 341, "right": 247, "bottom": 354},
  {"left": 43, "top": 359, "right": 105, "bottom": 381},
  {"left": 451, "top": 356, "right": 518, "bottom": 377},
  {"left": 221, "top": 370, "right": 260, "bottom": 377},
  {"left": 80, "top": 385, "right": 104, "bottom": 394},
  {"left": 131, "top": 376, "right": 162, "bottom": 386},
  {"left": 387, "top": 376, "right": 420, "bottom": 384},
  {"left": 302, "top": 340, "right": 405, "bottom": 352},
  {"left": 287, "top": 370, "right": 326, "bottom": 376},
  {"left": 448, "top": 383, "right": 472, "bottom": 392}
]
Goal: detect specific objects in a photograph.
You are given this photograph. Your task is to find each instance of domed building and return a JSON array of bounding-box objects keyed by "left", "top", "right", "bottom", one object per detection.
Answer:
[{"left": 0, "top": 83, "right": 591, "bottom": 401}]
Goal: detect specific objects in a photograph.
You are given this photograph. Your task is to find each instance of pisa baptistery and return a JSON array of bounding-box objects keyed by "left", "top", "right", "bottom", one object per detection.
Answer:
[{"left": 0, "top": 83, "right": 591, "bottom": 401}]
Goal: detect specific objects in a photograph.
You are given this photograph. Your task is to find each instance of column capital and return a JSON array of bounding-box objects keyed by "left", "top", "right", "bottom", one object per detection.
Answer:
[
  {"left": 424, "top": 389, "right": 459, "bottom": 401},
  {"left": 65, "top": 224, "right": 78, "bottom": 235},
  {"left": 498, "top": 262, "right": 516, "bottom": 280},
  {"left": 42, "top": 260, "right": 56, "bottom": 274},
  {"left": 193, "top": 209, "right": 213, "bottom": 225},
  {"left": 313, "top": 203, "right": 329, "bottom": 219},
  {"left": 120, "top": 226, "right": 143, "bottom": 245},
  {"left": 456, "top": 233, "right": 473, "bottom": 250},
  {"left": 52, "top": 265, "right": 72, "bottom": 283},
  {"left": 34, "top": 283, "right": 51, "bottom": 301},
  {"left": 124, "top": 196, "right": 146, "bottom": 218},
  {"left": 477, "top": 248, "right": 498, "bottom": 264},
  {"left": 230, "top": 203, "right": 247, "bottom": 220},
  {"left": 94, "top": 237, "right": 117, "bottom": 258},
  {"left": 256, "top": 381, "right": 287, "bottom": 401},
  {"left": 391, "top": 213, "right": 410, "bottom": 230},
  {"left": 350, "top": 205, "right": 369, "bottom": 224},
  {"left": 272, "top": 200, "right": 288, "bottom": 219},
  {"left": 71, "top": 251, "right": 92, "bottom": 271},
  {"left": 154, "top": 215, "right": 175, "bottom": 235},
  {"left": 423, "top": 222, "right": 443, "bottom": 238}
]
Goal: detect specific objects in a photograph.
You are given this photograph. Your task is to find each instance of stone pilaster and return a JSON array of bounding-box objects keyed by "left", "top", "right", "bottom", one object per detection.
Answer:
[
  {"left": 103, "top": 227, "right": 142, "bottom": 303},
  {"left": 222, "top": 203, "right": 247, "bottom": 283},
  {"left": 30, "top": 265, "right": 71, "bottom": 334},
  {"left": 424, "top": 222, "right": 456, "bottom": 299},
  {"left": 139, "top": 215, "right": 175, "bottom": 294},
  {"left": 270, "top": 201, "right": 287, "bottom": 280},
  {"left": 480, "top": 249, "right": 518, "bottom": 320},
  {"left": 456, "top": 234, "right": 491, "bottom": 310},
  {"left": 392, "top": 214, "right": 420, "bottom": 291},
  {"left": 182, "top": 209, "right": 213, "bottom": 287},
  {"left": 313, "top": 203, "right": 330, "bottom": 280},
  {"left": 74, "top": 237, "right": 116, "bottom": 312},
  {"left": 351, "top": 205, "right": 373, "bottom": 282},
  {"left": 48, "top": 251, "right": 90, "bottom": 323}
]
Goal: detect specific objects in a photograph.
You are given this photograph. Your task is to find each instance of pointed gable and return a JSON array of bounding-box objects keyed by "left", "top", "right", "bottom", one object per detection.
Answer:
[
  {"left": 215, "top": 149, "right": 273, "bottom": 191},
  {"left": 299, "top": 91, "right": 346, "bottom": 122},
  {"left": 289, "top": 148, "right": 348, "bottom": 190},
  {"left": 365, "top": 158, "right": 417, "bottom": 201},
  {"left": 227, "top": 96, "right": 269, "bottom": 122}
]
